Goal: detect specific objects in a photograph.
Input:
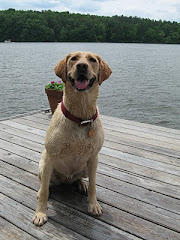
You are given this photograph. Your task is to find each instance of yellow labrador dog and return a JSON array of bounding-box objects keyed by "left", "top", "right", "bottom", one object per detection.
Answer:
[{"left": 33, "top": 51, "right": 112, "bottom": 226}]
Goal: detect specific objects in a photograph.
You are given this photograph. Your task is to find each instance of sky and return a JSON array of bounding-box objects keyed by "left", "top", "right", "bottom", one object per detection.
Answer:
[{"left": 0, "top": 0, "right": 180, "bottom": 22}]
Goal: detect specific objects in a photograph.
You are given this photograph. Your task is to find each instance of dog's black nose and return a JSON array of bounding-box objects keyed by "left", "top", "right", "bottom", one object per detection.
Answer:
[{"left": 76, "top": 63, "right": 88, "bottom": 70}]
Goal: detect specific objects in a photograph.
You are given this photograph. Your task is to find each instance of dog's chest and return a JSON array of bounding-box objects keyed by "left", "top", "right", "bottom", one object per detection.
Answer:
[
  {"left": 45, "top": 112, "right": 104, "bottom": 177},
  {"left": 52, "top": 135, "right": 96, "bottom": 176}
]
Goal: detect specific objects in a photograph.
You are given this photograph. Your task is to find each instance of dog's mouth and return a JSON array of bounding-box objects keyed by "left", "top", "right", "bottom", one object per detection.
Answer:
[{"left": 69, "top": 74, "right": 96, "bottom": 91}]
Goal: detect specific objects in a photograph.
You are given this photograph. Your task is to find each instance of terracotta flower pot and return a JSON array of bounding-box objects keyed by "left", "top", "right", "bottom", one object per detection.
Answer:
[{"left": 45, "top": 89, "right": 63, "bottom": 114}]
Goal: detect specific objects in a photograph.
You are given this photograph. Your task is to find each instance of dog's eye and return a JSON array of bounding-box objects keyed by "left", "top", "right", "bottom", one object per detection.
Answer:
[
  {"left": 71, "top": 56, "right": 77, "bottom": 61},
  {"left": 90, "top": 57, "right": 96, "bottom": 62}
]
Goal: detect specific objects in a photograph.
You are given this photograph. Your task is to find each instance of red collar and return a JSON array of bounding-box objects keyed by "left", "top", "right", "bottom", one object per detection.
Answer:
[{"left": 61, "top": 100, "right": 98, "bottom": 127}]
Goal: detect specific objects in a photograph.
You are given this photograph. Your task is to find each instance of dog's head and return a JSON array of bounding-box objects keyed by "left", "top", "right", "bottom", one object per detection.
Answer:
[{"left": 54, "top": 51, "right": 112, "bottom": 92}]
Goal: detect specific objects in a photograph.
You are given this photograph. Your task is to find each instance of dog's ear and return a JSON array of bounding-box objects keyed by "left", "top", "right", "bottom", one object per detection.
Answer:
[
  {"left": 98, "top": 57, "right": 112, "bottom": 85},
  {"left": 54, "top": 55, "right": 69, "bottom": 82}
]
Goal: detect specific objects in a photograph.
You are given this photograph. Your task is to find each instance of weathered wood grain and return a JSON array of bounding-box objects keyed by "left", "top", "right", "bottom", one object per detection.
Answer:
[
  {"left": 0, "top": 193, "right": 88, "bottom": 240},
  {"left": 0, "top": 120, "right": 46, "bottom": 136},
  {"left": 1, "top": 111, "right": 180, "bottom": 240},
  {"left": 1, "top": 133, "right": 179, "bottom": 190},
  {"left": 0, "top": 177, "right": 138, "bottom": 240},
  {"left": 100, "top": 115, "right": 180, "bottom": 135},
  {"left": 10, "top": 115, "right": 180, "bottom": 153},
  {"left": 104, "top": 133, "right": 180, "bottom": 160},
  {"left": 101, "top": 147, "right": 180, "bottom": 176},
  {"left": 0, "top": 217, "right": 34, "bottom": 240},
  {"left": 1, "top": 122, "right": 179, "bottom": 165},
  {"left": 1, "top": 173, "right": 180, "bottom": 240},
  {"left": 0, "top": 123, "right": 44, "bottom": 143},
  {"left": 32, "top": 112, "right": 180, "bottom": 136},
  {"left": 1, "top": 146, "right": 180, "bottom": 202},
  {"left": 1, "top": 131, "right": 180, "bottom": 194},
  {"left": 1, "top": 158, "right": 180, "bottom": 230},
  {"left": 1, "top": 138, "right": 180, "bottom": 214},
  {"left": 16, "top": 115, "right": 180, "bottom": 148}
]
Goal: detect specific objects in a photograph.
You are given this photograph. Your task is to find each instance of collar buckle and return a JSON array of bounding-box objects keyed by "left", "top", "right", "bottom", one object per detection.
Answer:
[{"left": 80, "top": 119, "right": 93, "bottom": 126}]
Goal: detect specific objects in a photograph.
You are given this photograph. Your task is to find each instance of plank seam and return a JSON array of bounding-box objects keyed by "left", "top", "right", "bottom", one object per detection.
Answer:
[
  {"left": 1, "top": 146, "right": 180, "bottom": 199},
  {"left": 1, "top": 168, "right": 179, "bottom": 218},
  {"left": 0, "top": 122, "right": 46, "bottom": 137},
  {"left": 101, "top": 150, "right": 180, "bottom": 177},
  {"left": 104, "top": 136, "right": 180, "bottom": 160},
  {"left": 1, "top": 175, "right": 180, "bottom": 237},
  {"left": 0, "top": 192, "right": 89, "bottom": 240},
  {"left": 1, "top": 134, "right": 180, "bottom": 178},
  {"left": 0, "top": 215, "right": 39, "bottom": 240},
  {"left": 0, "top": 109, "right": 49, "bottom": 121}
]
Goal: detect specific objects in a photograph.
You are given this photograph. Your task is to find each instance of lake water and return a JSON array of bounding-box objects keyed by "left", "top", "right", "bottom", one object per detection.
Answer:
[{"left": 0, "top": 42, "right": 180, "bottom": 130}]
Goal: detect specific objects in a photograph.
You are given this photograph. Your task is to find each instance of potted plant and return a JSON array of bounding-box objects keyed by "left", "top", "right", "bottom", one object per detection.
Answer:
[{"left": 45, "top": 81, "right": 63, "bottom": 114}]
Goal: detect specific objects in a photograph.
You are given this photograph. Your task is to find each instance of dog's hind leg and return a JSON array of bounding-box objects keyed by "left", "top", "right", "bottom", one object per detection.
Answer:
[
  {"left": 33, "top": 150, "right": 53, "bottom": 226},
  {"left": 75, "top": 179, "right": 88, "bottom": 194},
  {"left": 73, "top": 167, "right": 88, "bottom": 194}
]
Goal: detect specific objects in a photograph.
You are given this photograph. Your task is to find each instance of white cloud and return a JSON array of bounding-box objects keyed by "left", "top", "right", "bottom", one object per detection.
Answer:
[
  {"left": 0, "top": 0, "right": 179, "bottom": 22},
  {"left": 90, "top": 0, "right": 180, "bottom": 21}
]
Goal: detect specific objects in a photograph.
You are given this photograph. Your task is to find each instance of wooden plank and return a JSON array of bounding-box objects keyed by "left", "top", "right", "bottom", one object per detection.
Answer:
[
  {"left": 21, "top": 115, "right": 180, "bottom": 159},
  {"left": 1, "top": 127, "right": 180, "bottom": 188},
  {"left": 0, "top": 110, "right": 46, "bottom": 122},
  {"left": 1, "top": 124, "right": 179, "bottom": 168},
  {"left": 1, "top": 121, "right": 180, "bottom": 177},
  {"left": 1, "top": 143, "right": 180, "bottom": 202},
  {"left": 1, "top": 112, "right": 180, "bottom": 239},
  {"left": 0, "top": 217, "right": 34, "bottom": 240},
  {"left": 19, "top": 115, "right": 180, "bottom": 159},
  {"left": 9, "top": 116, "right": 180, "bottom": 147},
  {"left": 1, "top": 174, "right": 180, "bottom": 240},
  {"left": 32, "top": 112, "right": 180, "bottom": 136},
  {"left": 24, "top": 114, "right": 180, "bottom": 140},
  {"left": 1, "top": 146, "right": 180, "bottom": 201},
  {"left": 102, "top": 118, "right": 180, "bottom": 140},
  {"left": 1, "top": 155, "right": 180, "bottom": 219},
  {"left": 0, "top": 120, "right": 46, "bottom": 137},
  {"left": 2, "top": 116, "right": 180, "bottom": 154},
  {"left": 11, "top": 118, "right": 48, "bottom": 130},
  {"left": 104, "top": 140, "right": 180, "bottom": 166},
  {"left": 101, "top": 147, "right": 180, "bottom": 176},
  {"left": 101, "top": 115, "right": 180, "bottom": 135},
  {"left": 1, "top": 131, "right": 180, "bottom": 179},
  {"left": 104, "top": 124, "right": 180, "bottom": 149},
  {"left": 104, "top": 128, "right": 180, "bottom": 153},
  {"left": 23, "top": 114, "right": 180, "bottom": 160},
  {"left": 0, "top": 194, "right": 88, "bottom": 240},
  {"left": 0, "top": 123, "right": 44, "bottom": 143},
  {"left": 0, "top": 177, "right": 138, "bottom": 240},
  {"left": 1, "top": 133, "right": 180, "bottom": 195},
  {"left": 1, "top": 132, "right": 180, "bottom": 199},
  {"left": 6, "top": 116, "right": 180, "bottom": 153},
  {"left": 0, "top": 138, "right": 40, "bottom": 161},
  {"left": 1, "top": 121, "right": 179, "bottom": 164},
  {"left": 95, "top": 173, "right": 180, "bottom": 215},
  {"left": 99, "top": 153, "right": 180, "bottom": 187},
  {"left": 0, "top": 130, "right": 44, "bottom": 153},
  {"left": 1, "top": 126, "right": 179, "bottom": 173},
  {"left": 32, "top": 112, "right": 52, "bottom": 120},
  {"left": 0, "top": 148, "right": 38, "bottom": 174},
  {"left": 104, "top": 132, "right": 180, "bottom": 160},
  {"left": 98, "top": 163, "right": 180, "bottom": 199}
]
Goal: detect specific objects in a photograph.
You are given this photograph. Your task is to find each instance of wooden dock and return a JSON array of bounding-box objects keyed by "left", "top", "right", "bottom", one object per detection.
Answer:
[{"left": 0, "top": 111, "right": 180, "bottom": 240}]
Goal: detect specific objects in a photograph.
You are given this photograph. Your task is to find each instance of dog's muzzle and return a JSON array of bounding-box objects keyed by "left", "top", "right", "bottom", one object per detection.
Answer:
[{"left": 68, "top": 62, "right": 96, "bottom": 91}]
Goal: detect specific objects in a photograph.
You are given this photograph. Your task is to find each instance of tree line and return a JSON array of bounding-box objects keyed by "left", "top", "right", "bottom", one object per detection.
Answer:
[{"left": 0, "top": 8, "right": 180, "bottom": 43}]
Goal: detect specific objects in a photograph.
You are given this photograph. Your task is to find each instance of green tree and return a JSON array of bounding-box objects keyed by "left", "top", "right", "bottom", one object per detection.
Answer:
[{"left": 0, "top": 9, "right": 179, "bottom": 43}]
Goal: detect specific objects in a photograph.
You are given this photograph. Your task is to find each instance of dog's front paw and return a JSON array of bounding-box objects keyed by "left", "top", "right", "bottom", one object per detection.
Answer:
[
  {"left": 88, "top": 201, "right": 103, "bottom": 216},
  {"left": 33, "top": 212, "right": 48, "bottom": 226}
]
